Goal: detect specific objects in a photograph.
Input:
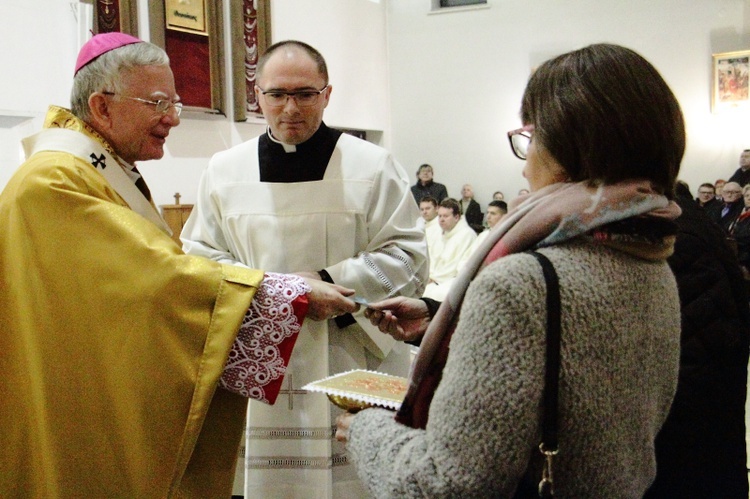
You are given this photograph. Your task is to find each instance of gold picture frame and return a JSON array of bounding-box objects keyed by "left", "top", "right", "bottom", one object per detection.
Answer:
[
  {"left": 165, "top": 0, "right": 208, "bottom": 36},
  {"left": 712, "top": 49, "right": 750, "bottom": 113}
]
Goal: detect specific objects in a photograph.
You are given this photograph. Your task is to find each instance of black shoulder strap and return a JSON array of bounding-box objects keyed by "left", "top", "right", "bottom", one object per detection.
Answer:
[
  {"left": 529, "top": 251, "right": 561, "bottom": 498},
  {"left": 529, "top": 250, "right": 561, "bottom": 452},
  {"left": 511, "top": 252, "right": 562, "bottom": 498}
]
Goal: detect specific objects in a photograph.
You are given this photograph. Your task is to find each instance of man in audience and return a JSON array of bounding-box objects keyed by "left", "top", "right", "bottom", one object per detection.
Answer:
[
  {"left": 467, "top": 199, "right": 507, "bottom": 250},
  {"left": 485, "top": 199, "right": 507, "bottom": 229},
  {"left": 181, "top": 40, "right": 428, "bottom": 498},
  {"left": 460, "top": 183, "right": 484, "bottom": 234},
  {"left": 707, "top": 181, "right": 743, "bottom": 233},
  {"left": 422, "top": 197, "right": 476, "bottom": 301},
  {"left": 696, "top": 182, "right": 720, "bottom": 210},
  {"left": 0, "top": 33, "right": 357, "bottom": 497},
  {"left": 438, "top": 199, "right": 509, "bottom": 295},
  {"left": 411, "top": 163, "right": 448, "bottom": 204},
  {"left": 418, "top": 196, "right": 442, "bottom": 254},
  {"left": 727, "top": 149, "right": 750, "bottom": 187},
  {"left": 714, "top": 178, "right": 727, "bottom": 201}
]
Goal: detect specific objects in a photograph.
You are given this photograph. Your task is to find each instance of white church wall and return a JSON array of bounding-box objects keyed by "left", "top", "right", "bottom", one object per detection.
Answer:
[
  {"left": 2, "top": 0, "right": 749, "bottom": 210},
  {"left": 386, "top": 0, "right": 750, "bottom": 205},
  {"left": 0, "top": 0, "right": 389, "bottom": 209}
]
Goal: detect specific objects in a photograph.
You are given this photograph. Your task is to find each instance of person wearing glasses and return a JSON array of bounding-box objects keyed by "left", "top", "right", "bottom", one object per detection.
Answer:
[
  {"left": 695, "top": 182, "right": 720, "bottom": 210},
  {"left": 411, "top": 163, "right": 449, "bottom": 205},
  {"left": 707, "top": 181, "right": 744, "bottom": 234},
  {"left": 0, "top": 33, "right": 362, "bottom": 497},
  {"left": 336, "top": 44, "right": 685, "bottom": 497},
  {"left": 181, "top": 40, "right": 428, "bottom": 498}
]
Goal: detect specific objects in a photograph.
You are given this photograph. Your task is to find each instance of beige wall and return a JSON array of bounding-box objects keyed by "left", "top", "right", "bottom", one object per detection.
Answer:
[{"left": 386, "top": 0, "right": 750, "bottom": 204}]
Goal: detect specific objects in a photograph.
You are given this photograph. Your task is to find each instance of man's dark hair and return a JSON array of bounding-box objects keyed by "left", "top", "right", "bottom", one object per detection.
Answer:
[
  {"left": 419, "top": 196, "right": 438, "bottom": 207},
  {"left": 521, "top": 43, "right": 685, "bottom": 198},
  {"left": 488, "top": 200, "right": 508, "bottom": 213},
  {"left": 257, "top": 40, "right": 328, "bottom": 84},
  {"left": 439, "top": 198, "right": 461, "bottom": 216}
]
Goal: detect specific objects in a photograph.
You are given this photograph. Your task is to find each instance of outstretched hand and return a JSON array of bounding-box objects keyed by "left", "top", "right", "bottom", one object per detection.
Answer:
[
  {"left": 301, "top": 276, "right": 358, "bottom": 321},
  {"left": 364, "top": 296, "right": 430, "bottom": 342},
  {"left": 335, "top": 411, "right": 357, "bottom": 444}
]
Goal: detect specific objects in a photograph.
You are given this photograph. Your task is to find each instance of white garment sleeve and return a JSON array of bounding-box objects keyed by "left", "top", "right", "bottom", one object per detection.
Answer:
[
  {"left": 180, "top": 166, "right": 247, "bottom": 267},
  {"left": 324, "top": 155, "right": 428, "bottom": 301}
]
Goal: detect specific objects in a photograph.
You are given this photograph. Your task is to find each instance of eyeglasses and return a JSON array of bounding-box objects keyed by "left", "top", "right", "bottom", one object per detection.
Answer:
[
  {"left": 102, "top": 92, "right": 183, "bottom": 116},
  {"left": 507, "top": 125, "right": 535, "bottom": 160},
  {"left": 256, "top": 85, "right": 329, "bottom": 107}
]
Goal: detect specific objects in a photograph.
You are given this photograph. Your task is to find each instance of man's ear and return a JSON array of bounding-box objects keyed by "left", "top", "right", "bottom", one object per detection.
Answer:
[{"left": 88, "top": 92, "right": 113, "bottom": 130}]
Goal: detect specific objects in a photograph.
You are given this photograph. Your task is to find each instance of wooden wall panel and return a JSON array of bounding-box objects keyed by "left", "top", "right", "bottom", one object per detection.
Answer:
[{"left": 165, "top": 29, "right": 212, "bottom": 109}]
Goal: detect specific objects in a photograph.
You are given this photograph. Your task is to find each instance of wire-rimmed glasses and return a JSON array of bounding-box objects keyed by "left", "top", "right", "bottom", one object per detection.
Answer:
[
  {"left": 256, "top": 85, "right": 329, "bottom": 107},
  {"left": 507, "top": 124, "right": 535, "bottom": 160},
  {"left": 102, "top": 92, "right": 183, "bottom": 116}
]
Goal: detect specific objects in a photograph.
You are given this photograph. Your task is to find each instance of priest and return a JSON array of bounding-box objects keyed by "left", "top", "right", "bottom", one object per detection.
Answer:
[
  {"left": 0, "top": 33, "right": 358, "bottom": 497},
  {"left": 181, "top": 40, "right": 428, "bottom": 498}
]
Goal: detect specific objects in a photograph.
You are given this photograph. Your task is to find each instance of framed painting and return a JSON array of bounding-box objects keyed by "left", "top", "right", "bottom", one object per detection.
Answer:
[
  {"left": 712, "top": 50, "right": 750, "bottom": 112},
  {"left": 165, "top": 0, "right": 208, "bottom": 36}
]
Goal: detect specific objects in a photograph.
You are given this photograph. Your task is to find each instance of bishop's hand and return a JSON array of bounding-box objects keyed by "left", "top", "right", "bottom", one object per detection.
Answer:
[{"left": 302, "top": 277, "right": 358, "bottom": 321}]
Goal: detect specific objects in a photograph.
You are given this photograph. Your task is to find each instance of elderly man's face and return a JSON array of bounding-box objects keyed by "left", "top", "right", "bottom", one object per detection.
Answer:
[
  {"left": 437, "top": 206, "right": 459, "bottom": 232},
  {"left": 722, "top": 182, "right": 743, "bottom": 203},
  {"left": 103, "top": 65, "right": 180, "bottom": 164},
  {"left": 256, "top": 48, "right": 331, "bottom": 145}
]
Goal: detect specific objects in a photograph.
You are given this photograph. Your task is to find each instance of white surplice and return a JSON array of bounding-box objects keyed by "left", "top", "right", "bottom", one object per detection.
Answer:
[
  {"left": 181, "top": 132, "right": 428, "bottom": 498},
  {"left": 423, "top": 217, "right": 477, "bottom": 301},
  {"left": 424, "top": 216, "right": 442, "bottom": 256}
]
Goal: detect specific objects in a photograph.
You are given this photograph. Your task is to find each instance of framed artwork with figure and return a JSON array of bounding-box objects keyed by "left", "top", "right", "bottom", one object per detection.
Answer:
[{"left": 712, "top": 49, "right": 750, "bottom": 112}]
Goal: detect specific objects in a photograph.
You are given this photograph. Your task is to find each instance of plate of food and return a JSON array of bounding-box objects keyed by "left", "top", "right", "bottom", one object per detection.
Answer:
[{"left": 302, "top": 369, "right": 408, "bottom": 411}]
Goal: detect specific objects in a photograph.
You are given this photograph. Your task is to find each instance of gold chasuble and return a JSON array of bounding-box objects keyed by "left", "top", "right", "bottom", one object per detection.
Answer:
[{"left": 0, "top": 107, "right": 266, "bottom": 497}]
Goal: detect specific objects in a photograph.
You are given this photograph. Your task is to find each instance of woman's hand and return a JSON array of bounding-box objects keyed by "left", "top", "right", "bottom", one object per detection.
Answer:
[
  {"left": 364, "top": 297, "right": 430, "bottom": 342},
  {"left": 335, "top": 411, "right": 357, "bottom": 443}
]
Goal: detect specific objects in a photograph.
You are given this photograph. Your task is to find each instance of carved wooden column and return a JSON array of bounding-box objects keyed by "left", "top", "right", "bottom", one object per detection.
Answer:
[{"left": 94, "top": 0, "right": 138, "bottom": 35}]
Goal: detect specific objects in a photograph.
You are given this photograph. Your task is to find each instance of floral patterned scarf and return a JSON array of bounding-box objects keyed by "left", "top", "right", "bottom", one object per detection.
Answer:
[{"left": 396, "top": 179, "right": 682, "bottom": 428}]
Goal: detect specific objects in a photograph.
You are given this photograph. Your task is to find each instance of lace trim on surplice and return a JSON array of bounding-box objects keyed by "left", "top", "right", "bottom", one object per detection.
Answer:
[{"left": 219, "top": 272, "right": 309, "bottom": 402}]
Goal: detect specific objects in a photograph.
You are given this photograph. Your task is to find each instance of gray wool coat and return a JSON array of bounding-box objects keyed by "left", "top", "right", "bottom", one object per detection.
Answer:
[{"left": 347, "top": 240, "right": 681, "bottom": 498}]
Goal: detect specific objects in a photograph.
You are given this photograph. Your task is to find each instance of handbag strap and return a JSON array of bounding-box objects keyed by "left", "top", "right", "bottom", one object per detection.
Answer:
[{"left": 529, "top": 251, "right": 561, "bottom": 497}]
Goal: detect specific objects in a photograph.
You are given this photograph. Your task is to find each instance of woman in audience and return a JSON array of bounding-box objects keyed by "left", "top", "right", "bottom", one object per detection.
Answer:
[{"left": 335, "top": 43, "right": 685, "bottom": 497}]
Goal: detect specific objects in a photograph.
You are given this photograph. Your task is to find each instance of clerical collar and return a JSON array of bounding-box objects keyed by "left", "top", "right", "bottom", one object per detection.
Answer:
[
  {"left": 258, "top": 122, "right": 342, "bottom": 183},
  {"left": 266, "top": 127, "right": 298, "bottom": 153}
]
